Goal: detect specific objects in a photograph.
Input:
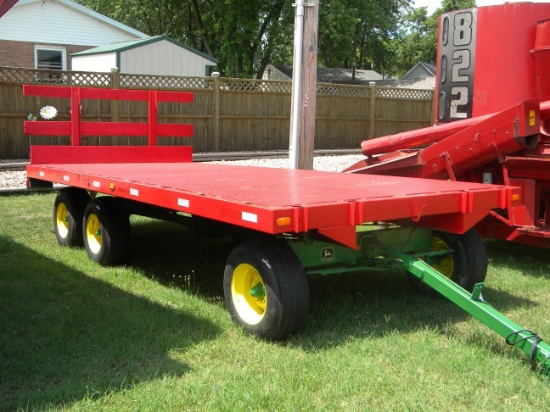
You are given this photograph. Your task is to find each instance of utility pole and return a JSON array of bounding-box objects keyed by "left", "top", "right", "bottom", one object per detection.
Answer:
[{"left": 289, "top": 0, "right": 319, "bottom": 170}]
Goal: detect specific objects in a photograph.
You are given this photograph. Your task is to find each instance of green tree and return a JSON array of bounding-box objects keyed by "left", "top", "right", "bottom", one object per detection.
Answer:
[
  {"left": 76, "top": 0, "right": 294, "bottom": 78},
  {"left": 318, "top": 0, "right": 410, "bottom": 74},
  {"left": 76, "top": 0, "right": 412, "bottom": 78},
  {"left": 389, "top": 0, "right": 477, "bottom": 78}
]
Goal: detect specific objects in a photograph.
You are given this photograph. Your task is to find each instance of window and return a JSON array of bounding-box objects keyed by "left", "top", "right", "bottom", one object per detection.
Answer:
[{"left": 35, "top": 46, "right": 66, "bottom": 70}]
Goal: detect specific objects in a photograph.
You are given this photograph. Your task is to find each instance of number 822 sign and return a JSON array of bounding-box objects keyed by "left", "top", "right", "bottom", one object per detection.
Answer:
[{"left": 437, "top": 9, "right": 477, "bottom": 122}]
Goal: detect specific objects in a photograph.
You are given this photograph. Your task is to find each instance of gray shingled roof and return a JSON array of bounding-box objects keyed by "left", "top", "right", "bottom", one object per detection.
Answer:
[
  {"left": 273, "top": 65, "right": 384, "bottom": 85},
  {"left": 72, "top": 35, "right": 217, "bottom": 63}
]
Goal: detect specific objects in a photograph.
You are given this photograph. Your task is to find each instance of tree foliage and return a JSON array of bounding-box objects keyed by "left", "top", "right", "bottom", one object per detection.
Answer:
[
  {"left": 389, "top": 0, "right": 477, "bottom": 77},
  {"left": 318, "top": 0, "right": 409, "bottom": 74},
  {"left": 76, "top": 0, "right": 412, "bottom": 78},
  {"left": 76, "top": 1, "right": 484, "bottom": 79},
  {"left": 76, "top": 0, "right": 294, "bottom": 78}
]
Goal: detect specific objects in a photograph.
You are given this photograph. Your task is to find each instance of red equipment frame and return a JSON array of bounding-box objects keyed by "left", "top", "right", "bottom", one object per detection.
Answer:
[
  {"left": 23, "top": 85, "right": 521, "bottom": 250},
  {"left": 346, "top": 3, "right": 550, "bottom": 249}
]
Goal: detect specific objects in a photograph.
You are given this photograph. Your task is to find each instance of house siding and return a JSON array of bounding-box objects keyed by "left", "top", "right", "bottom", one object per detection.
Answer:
[
  {"left": 0, "top": 1, "right": 141, "bottom": 46},
  {"left": 263, "top": 64, "right": 291, "bottom": 81},
  {"left": 0, "top": 39, "right": 90, "bottom": 69},
  {"left": 72, "top": 53, "right": 118, "bottom": 73},
  {"left": 120, "top": 40, "right": 214, "bottom": 76}
]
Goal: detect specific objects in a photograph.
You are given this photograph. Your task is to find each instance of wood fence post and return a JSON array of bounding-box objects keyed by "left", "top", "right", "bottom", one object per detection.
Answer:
[
  {"left": 110, "top": 67, "right": 120, "bottom": 145},
  {"left": 148, "top": 91, "right": 158, "bottom": 146},
  {"left": 369, "top": 81, "right": 376, "bottom": 139},
  {"left": 212, "top": 72, "right": 220, "bottom": 152},
  {"left": 70, "top": 87, "right": 81, "bottom": 146}
]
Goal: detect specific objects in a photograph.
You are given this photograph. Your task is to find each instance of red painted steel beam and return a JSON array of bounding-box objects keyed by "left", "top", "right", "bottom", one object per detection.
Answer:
[
  {"left": 23, "top": 85, "right": 193, "bottom": 103},
  {"left": 24, "top": 121, "right": 194, "bottom": 137},
  {"left": 360, "top": 114, "right": 490, "bottom": 157},
  {"left": 29, "top": 145, "right": 193, "bottom": 164},
  {"left": 350, "top": 99, "right": 540, "bottom": 180}
]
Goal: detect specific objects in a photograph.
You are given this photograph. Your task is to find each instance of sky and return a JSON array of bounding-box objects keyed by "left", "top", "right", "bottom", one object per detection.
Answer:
[{"left": 413, "top": 0, "right": 550, "bottom": 15}]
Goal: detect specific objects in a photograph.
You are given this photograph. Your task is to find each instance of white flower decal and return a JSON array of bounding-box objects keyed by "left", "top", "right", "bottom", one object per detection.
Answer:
[{"left": 39, "top": 106, "right": 57, "bottom": 120}]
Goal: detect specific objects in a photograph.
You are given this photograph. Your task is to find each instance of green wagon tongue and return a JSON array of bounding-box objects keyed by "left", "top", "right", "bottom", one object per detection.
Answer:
[{"left": 374, "top": 239, "right": 550, "bottom": 378}]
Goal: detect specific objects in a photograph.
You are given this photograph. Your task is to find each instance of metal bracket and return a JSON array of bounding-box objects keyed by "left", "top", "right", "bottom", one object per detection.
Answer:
[{"left": 470, "top": 282, "right": 484, "bottom": 301}]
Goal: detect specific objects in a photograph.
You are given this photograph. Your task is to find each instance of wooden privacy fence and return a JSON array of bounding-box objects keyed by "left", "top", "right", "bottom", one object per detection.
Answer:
[{"left": 0, "top": 66, "right": 434, "bottom": 159}]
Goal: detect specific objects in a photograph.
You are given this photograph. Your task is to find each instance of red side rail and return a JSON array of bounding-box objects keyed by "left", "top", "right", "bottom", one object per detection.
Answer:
[{"left": 23, "top": 85, "right": 194, "bottom": 146}]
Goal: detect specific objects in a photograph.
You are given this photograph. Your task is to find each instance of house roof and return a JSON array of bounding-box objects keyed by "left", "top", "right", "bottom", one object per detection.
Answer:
[
  {"left": 401, "top": 62, "right": 436, "bottom": 80},
  {"left": 375, "top": 77, "right": 436, "bottom": 89},
  {"left": 14, "top": 0, "right": 147, "bottom": 38},
  {"left": 72, "top": 34, "right": 218, "bottom": 63},
  {"left": 272, "top": 65, "right": 384, "bottom": 85}
]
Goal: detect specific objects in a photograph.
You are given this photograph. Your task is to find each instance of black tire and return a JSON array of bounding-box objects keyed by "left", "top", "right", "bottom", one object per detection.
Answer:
[
  {"left": 83, "top": 197, "right": 131, "bottom": 265},
  {"left": 53, "top": 188, "right": 91, "bottom": 247},
  {"left": 409, "top": 229, "right": 487, "bottom": 293},
  {"left": 223, "top": 239, "right": 309, "bottom": 340}
]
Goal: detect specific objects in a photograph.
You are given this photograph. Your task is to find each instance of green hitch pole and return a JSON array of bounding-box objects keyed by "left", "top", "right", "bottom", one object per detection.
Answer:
[{"left": 374, "top": 240, "right": 550, "bottom": 377}]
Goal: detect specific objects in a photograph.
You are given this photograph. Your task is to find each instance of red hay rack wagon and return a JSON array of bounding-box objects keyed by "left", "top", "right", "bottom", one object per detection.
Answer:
[{"left": 22, "top": 74, "right": 550, "bottom": 376}]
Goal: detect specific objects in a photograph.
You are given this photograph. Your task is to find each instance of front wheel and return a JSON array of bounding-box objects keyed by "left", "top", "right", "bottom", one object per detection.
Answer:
[
  {"left": 410, "top": 229, "right": 487, "bottom": 293},
  {"left": 223, "top": 239, "right": 309, "bottom": 340}
]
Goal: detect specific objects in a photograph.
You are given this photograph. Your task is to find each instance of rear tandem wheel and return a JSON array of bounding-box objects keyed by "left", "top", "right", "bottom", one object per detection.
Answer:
[
  {"left": 223, "top": 239, "right": 309, "bottom": 340},
  {"left": 53, "top": 188, "right": 91, "bottom": 247},
  {"left": 83, "top": 197, "right": 131, "bottom": 266}
]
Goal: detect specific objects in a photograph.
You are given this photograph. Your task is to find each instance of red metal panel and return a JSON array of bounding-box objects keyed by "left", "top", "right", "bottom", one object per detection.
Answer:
[
  {"left": 414, "top": 210, "right": 489, "bottom": 234},
  {"left": 474, "top": 3, "right": 550, "bottom": 115},
  {"left": 25, "top": 121, "right": 71, "bottom": 135},
  {"left": 157, "top": 124, "right": 194, "bottom": 137},
  {"left": 80, "top": 122, "right": 148, "bottom": 136},
  {"left": 26, "top": 162, "right": 518, "bottom": 246},
  {"left": 436, "top": 3, "right": 550, "bottom": 121},
  {"left": 23, "top": 85, "right": 194, "bottom": 103},
  {"left": 29, "top": 146, "right": 192, "bottom": 164},
  {"left": 25, "top": 121, "right": 194, "bottom": 138},
  {"left": 507, "top": 178, "right": 537, "bottom": 228},
  {"left": 157, "top": 91, "right": 194, "bottom": 103},
  {"left": 81, "top": 88, "right": 149, "bottom": 101},
  {"left": 23, "top": 85, "right": 71, "bottom": 98}
]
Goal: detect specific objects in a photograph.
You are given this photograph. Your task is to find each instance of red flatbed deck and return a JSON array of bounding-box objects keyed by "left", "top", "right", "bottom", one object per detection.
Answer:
[
  {"left": 26, "top": 159, "right": 520, "bottom": 248},
  {"left": 20, "top": 84, "right": 521, "bottom": 248}
]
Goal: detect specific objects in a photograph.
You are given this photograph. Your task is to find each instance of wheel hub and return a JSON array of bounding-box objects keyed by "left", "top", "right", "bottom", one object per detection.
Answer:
[
  {"left": 430, "top": 236, "right": 454, "bottom": 278},
  {"left": 231, "top": 263, "right": 267, "bottom": 325},
  {"left": 86, "top": 213, "right": 102, "bottom": 254},
  {"left": 56, "top": 202, "right": 69, "bottom": 238}
]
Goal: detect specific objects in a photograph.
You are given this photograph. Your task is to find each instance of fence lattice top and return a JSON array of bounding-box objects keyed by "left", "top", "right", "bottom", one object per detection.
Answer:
[{"left": 1, "top": 66, "right": 433, "bottom": 100}]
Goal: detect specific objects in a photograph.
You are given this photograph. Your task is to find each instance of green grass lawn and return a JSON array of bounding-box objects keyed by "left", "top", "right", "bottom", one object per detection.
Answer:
[{"left": 1, "top": 193, "right": 549, "bottom": 411}]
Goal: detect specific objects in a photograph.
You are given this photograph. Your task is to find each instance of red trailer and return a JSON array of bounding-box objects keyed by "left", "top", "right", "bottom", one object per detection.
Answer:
[
  {"left": 23, "top": 84, "right": 550, "bottom": 376},
  {"left": 346, "top": 3, "right": 550, "bottom": 250}
]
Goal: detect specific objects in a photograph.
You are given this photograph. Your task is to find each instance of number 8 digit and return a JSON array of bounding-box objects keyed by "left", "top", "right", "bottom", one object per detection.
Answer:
[{"left": 453, "top": 12, "right": 472, "bottom": 46}]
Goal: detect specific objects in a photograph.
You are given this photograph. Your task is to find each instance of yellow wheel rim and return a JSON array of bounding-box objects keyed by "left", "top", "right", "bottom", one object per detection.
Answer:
[
  {"left": 231, "top": 263, "right": 267, "bottom": 325},
  {"left": 431, "top": 236, "right": 454, "bottom": 278},
  {"left": 86, "top": 213, "right": 102, "bottom": 254},
  {"left": 56, "top": 202, "right": 69, "bottom": 239}
]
